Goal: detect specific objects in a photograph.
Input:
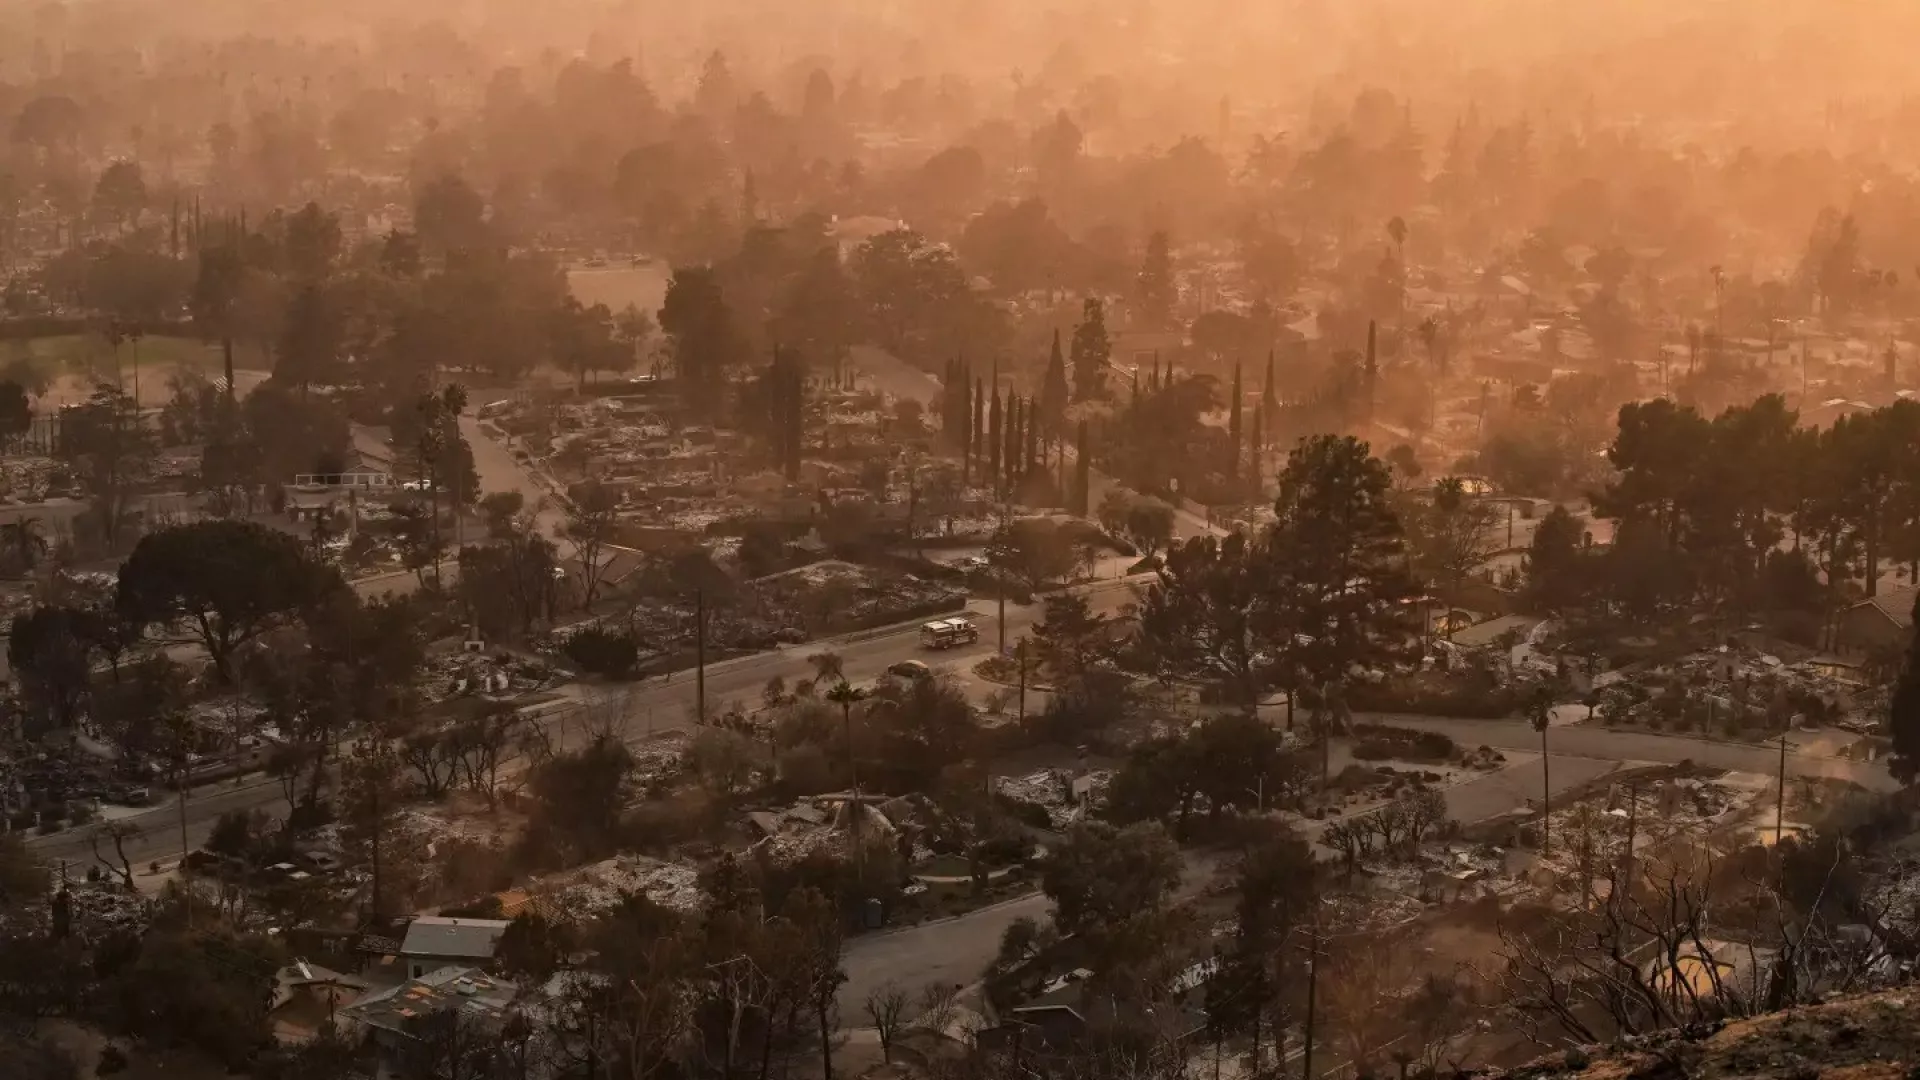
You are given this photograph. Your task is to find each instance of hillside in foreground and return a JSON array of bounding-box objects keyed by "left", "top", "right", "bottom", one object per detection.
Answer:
[{"left": 1500, "top": 991, "right": 1917, "bottom": 1080}]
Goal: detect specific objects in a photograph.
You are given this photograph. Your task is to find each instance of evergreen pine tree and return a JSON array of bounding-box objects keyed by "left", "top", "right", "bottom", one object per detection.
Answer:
[
  {"left": 1137, "top": 231, "right": 1176, "bottom": 329},
  {"left": 1070, "top": 298, "right": 1111, "bottom": 401}
]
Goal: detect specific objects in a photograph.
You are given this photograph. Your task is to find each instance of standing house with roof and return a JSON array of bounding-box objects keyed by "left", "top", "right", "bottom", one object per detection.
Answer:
[
  {"left": 397, "top": 916, "right": 511, "bottom": 979},
  {"left": 1836, "top": 585, "right": 1918, "bottom": 658},
  {"left": 339, "top": 968, "right": 526, "bottom": 1072}
]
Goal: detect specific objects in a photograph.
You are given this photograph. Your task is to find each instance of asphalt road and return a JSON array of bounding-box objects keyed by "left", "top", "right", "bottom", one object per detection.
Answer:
[
  {"left": 459, "top": 412, "right": 570, "bottom": 541},
  {"left": 1364, "top": 714, "right": 1899, "bottom": 793},
  {"left": 26, "top": 578, "right": 1146, "bottom": 870},
  {"left": 832, "top": 720, "right": 1878, "bottom": 1019},
  {"left": 837, "top": 850, "right": 1228, "bottom": 1016}
]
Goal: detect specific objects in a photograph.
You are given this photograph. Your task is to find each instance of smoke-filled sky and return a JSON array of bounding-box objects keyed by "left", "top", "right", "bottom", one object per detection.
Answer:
[{"left": 7, "top": 0, "right": 1919, "bottom": 156}]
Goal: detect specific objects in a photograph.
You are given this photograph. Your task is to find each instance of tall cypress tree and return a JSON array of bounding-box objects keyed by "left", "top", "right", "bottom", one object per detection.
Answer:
[
  {"left": 1041, "top": 329, "right": 1070, "bottom": 438},
  {"left": 1005, "top": 395, "right": 1022, "bottom": 492},
  {"left": 1261, "top": 350, "right": 1277, "bottom": 448},
  {"left": 1072, "top": 419, "right": 1091, "bottom": 516},
  {"left": 972, "top": 376, "right": 985, "bottom": 482},
  {"left": 786, "top": 348, "right": 806, "bottom": 479},
  {"left": 988, "top": 385, "right": 1002, "bottom": 496},
  {"left": 956, "top": 363, "right": 972, "bottom": 481},
  {"left": 945, "top": 360, "right": 956, "bottom": 432},
  {"left": 1248, "top": 406, "right": 1264, "bottom": 494},
  {"left": 1364, "top": 320, "right": 1378, "bottom": 427},
  {"left": 1026, "top": 398, "right": 1041, "bottom": 480},
  {"left": 1228, "top": 360, "right": 1243, "bottom": 483}
]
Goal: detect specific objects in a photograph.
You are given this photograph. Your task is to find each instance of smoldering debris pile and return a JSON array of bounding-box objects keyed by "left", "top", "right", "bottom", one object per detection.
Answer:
[
  {"left": 0, "top": 882, "right": 151, "bottom": 937},
  {"left": 745, "top": 561, "right": 964, "bottom": 635},
  {"left": 1590, "top": 646, "right": 1873, "bottom": 733},
  {"left": 630, "top": 733, "right": 691, "bottom": 792},
  {"left": 1320, "top": 888, "right": 1424, "bottom": 932},
  {"left": 532, "top": 855, "right": 705, "bottom": 918},
  {"left": 423, "top": 652, "right": 563, "bottom": 702},
  {"left": 0, "top": 457, "right": 70, "bottom": 502},
  {"left": 1363, "top": 843, "right": 1510, "bottom": 904},
  {"left": 994, "top": 769, "right": 1112, "bottom": 829},
  {"left": 1864, "top": 858, "right": 1920, "bottom": 942}
]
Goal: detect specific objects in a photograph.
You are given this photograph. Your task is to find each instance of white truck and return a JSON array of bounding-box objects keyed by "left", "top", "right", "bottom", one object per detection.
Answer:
[{"left": 919, "top": 616, "right": 979, "bottom": 650}]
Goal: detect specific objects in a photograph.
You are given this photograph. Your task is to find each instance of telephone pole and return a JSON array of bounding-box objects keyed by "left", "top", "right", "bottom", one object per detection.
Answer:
[
  {"left": 695, "top": 588, "right": 707, "bottom": 725},
  {"left": 1301, "top": 913, "right": 1319, "bottom": 1080},
  {"left": 1016, "top": 638, "right": 1028, "bottom": 720},
  {"left": 1776, "top": 732, "right": 1789, "bottom": 845}
]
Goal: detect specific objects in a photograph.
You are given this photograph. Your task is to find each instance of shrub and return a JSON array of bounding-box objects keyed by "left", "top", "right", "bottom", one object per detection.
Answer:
[
  {"left": 206, "top": 810, "right": 262, "bottom": 858},
  {"left": 776, "top": 745, "right": 836, "bottom": 798},
  {"left": 562, "top": 625, "right": 640, "bottom": 678},
  {"left": 1348, "top": 676, "right": 1525, "bottom": 719},
  {"left": 1350, "top": 724, "right": 1458, "bottom": 763}
]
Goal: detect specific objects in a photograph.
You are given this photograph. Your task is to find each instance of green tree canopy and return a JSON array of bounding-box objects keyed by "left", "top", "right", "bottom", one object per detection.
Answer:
[{"left": 116, "top": 520, "right": 343, "bottom": 682}]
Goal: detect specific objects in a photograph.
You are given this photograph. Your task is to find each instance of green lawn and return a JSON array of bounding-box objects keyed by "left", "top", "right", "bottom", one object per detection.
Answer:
[{"left": 4, "top": 333, "right": 233, "bottom": 375}]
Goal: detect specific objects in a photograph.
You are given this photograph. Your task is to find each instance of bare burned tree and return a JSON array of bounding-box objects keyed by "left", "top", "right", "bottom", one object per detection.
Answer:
[
  {"left": 448, "top": 705, "right": 532, "bottom": 806},
  {"left": 864, "top": 980, "right": 912, "bottom": 1063},
  {"left": 89, "top": 820, "right": 143, "bottom": 889},
  {"left": 914, "top": 982, "right": 961, "bottom": 1036},
  {"left": 1323, "top": 935, "right": 1411, "bottom": 1075},
  {"left": 1484, "top": 840, "right": 1875, "bottom": 1045},
  {"left": 399, "top": 727, "right": 458, "bottom": 798},
  {"left": 1488, "top": 851, "right": 1723, "bottom": 1043}
]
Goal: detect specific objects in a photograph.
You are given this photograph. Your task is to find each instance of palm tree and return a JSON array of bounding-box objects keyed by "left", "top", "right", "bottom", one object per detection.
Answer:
[
  {"left": 806, "top": 650, "right": 845, "bottom": 685},
  {"left": 191, "top": 243, "right": 245, "bottom": 407},
  {"left": 1529, "top": 684, "right": 1554, "bottom": 856},
  {"left": 824, "top": 679, "right": 867, "bottom": 796},
  {"left": 0, "top": 517, "right": 47, "bottom": 575}
]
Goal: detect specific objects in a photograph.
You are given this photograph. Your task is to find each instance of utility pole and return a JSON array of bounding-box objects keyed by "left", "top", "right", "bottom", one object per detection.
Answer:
[
  {"left": 997, "top": 584, "right": 1006, "bottom": 653},
  {"left": 1620, "top": 781, "right": 1638, "bottom": 889},
  {"left": 1539, "top": 714, "right": 1551, "bottom": 857},
  {"left": 1776, "top": 732, "right": 1789, "bottom": 845},
  {"left": 695, "top": 588, "right": 707, "bottom": 725},
  {"left": 176, "top": 751, "right": 192, "bottom": 928},
  {"left": 1016, "top": 638, "right": 1028, "bottom": 721},
  {"left": 1301, "top": 914, "right": 1319, "bottom": 1080}
]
